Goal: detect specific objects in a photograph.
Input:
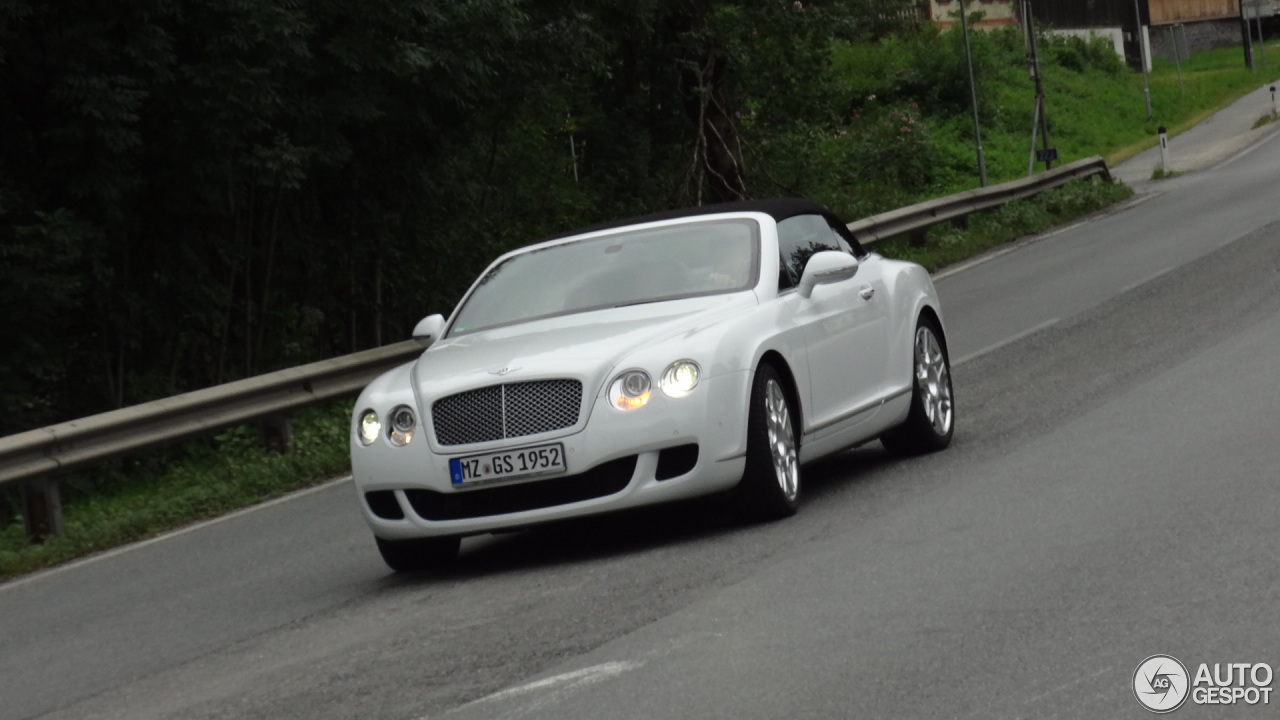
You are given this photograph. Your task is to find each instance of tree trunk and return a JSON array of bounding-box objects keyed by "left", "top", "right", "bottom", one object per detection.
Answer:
[{"left": 683, "top": 53, "right": 747, "bottom": 204}]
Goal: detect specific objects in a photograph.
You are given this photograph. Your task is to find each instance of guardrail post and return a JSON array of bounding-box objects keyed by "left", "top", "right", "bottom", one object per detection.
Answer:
[
  {"left": 22, "top": 476, "right": 65, "bottom": 542},
  {"left": 259, "top": 414, "right": 294, "bottom": 454}
]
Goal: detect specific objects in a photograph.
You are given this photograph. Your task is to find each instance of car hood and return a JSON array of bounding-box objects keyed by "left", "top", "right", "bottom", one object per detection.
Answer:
[{"left": 411, "top": 293, "right": 757, "bottom": 395}]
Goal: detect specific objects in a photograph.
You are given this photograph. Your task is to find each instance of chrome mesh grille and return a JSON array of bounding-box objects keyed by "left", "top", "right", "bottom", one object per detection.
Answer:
[{"left": 432, "top": 379, "right": 583, "bottom": 446}]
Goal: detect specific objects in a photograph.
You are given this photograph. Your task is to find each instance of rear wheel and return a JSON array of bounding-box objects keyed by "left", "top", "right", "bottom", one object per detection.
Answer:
[
  {"left": 881, "top": 317, "right": 954, "bottom": 456},
  {"left": 375, "top": 535, "right": 460, "bottom": 572},
  {"left": 737, "top": 364, "right": 801, "bottom": 520}
]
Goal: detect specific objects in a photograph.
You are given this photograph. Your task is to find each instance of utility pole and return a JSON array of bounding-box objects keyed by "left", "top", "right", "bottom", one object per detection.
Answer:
[
  {"left": 958, "top": 0, "right": 987, "bottom": 186},
  {"left": 1241, "top": 0, "right": 1256, "bottom": 72},
  {"left": 1134, "top": 0, "right": 1153, "bottom": 121},
  {"left": 1168, "top": 25, "right": 1185, "bottom": 97},
  {"left": 1255, "top": 5, "right": 1267, "bottom": 69},
  {"left": 1022, "top": 1, "right": 1054, "bottom": 172}
]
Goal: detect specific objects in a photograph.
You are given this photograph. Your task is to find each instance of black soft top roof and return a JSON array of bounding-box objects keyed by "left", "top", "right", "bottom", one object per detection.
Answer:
[{"left": 543, "top": 198, "right": 866, "bottom": 257}]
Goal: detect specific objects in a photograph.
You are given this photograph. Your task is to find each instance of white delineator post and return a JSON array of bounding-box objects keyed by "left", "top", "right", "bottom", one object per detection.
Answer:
[{"left": 1158, "top": 126, "right": 1169, "bottom": 174}]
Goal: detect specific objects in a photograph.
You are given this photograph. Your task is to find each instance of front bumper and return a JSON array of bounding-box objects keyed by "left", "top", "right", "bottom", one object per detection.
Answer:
[{"left": 351, "top": 370, "right": 751, "bottom": 539}]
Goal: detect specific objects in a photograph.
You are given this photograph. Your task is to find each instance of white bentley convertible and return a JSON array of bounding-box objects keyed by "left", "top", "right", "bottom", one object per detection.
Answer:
[{"left": 351, "top": 199, "right": 954, "bottom": 571}]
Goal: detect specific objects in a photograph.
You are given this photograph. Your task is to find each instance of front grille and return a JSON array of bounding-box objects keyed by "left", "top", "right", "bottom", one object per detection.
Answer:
[
  {"left": 432, "top": 379, "right": 583, "bottom": 446},
  {"left": 404, "top": 455, "right": 637, "bottom": 520}
]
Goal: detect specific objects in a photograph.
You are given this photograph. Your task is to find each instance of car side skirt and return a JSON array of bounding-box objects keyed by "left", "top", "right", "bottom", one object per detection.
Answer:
[{"left": 799, "top": 390, "right": 912, "bottom": 464}]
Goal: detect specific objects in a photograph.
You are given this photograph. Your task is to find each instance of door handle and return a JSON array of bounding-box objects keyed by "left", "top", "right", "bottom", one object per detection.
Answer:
[{"left": 859, "top": 286, "right": 875, "bottom": 301}]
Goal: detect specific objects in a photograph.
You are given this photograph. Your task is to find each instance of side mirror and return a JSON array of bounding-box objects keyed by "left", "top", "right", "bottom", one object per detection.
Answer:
[
  {"left": 411, "top": 314, "right": 446, "bottom": 348},
  {"left": 797, "top": 251, "right": 859, "bottom": 299}
]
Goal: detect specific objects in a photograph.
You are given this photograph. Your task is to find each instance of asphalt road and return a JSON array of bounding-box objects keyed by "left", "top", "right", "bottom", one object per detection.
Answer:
[{"left": 3, "top": 128, "right": 1279, "bottom": 720}]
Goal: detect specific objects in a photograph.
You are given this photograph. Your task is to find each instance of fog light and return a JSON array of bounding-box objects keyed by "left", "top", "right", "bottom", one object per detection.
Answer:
[{"left": 357, "top": 410, "right": 381, "bottom": 445}]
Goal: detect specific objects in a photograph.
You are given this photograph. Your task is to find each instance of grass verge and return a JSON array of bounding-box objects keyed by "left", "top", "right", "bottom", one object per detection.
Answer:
[{"left": 1068, "top": 41, "right": 1280, "bottom": 174}]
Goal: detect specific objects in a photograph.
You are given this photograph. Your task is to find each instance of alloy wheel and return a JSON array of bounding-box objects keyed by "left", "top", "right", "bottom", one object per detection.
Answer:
[
  {"left": 914, "top": 326, "right": 953, "bottom": 436},
  {"left": 764, "top": 379, "right": 799, "bottom": 501}
]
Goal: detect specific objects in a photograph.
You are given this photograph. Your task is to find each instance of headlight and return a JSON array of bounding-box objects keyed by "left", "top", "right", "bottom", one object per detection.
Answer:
[
  {"left": 388, "top": 405, "right": 416, "bottom": 446},
  {"left": 608, "top": 370, "right": 652, "bottom": 411},
  {"left": 357, "top": 410, "right": 381, "bottom": 445},
  {"left": 660, "top": 360, "right": 701, "bottom": 398}
]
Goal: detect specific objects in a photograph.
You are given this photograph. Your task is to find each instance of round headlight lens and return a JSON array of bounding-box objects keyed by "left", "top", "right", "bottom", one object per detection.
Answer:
[
  {"left": 389, "top": 405, "right": 416, "bottom": 446},
  {"left": 608, "top": 370, "right": 652, "bottom": 411},
  {"left": 660, "top": 360, "right": 701, "bottom": 398},
  {"left": 357, "top": 410, "right": 381, "bottom": 445}
]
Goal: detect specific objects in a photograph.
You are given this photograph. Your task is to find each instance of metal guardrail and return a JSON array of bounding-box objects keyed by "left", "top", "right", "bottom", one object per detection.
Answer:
[
  {"left": 0, "top": 340, "right": 423, "bottom": 538},
  {"left": 0, "top": 157, "right": 1112, "bottom": 540},
  {"left": 849, "top": 155, "right": 1112, "bottom": 246}
]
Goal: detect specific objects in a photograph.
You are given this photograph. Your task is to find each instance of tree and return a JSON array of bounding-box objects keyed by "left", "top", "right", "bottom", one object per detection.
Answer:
[{"left": 0, "top": 0, "right": 920, "bottom": 438}]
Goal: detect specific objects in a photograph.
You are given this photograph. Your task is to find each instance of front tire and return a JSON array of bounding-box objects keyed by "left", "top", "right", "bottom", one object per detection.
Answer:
[
  {"left": 375, "top": 535, "right": 460, "bottom": 572},
  {"left": 737, "top": 364, "right": 801, "bottom": 520},
  {"left": 881, "top": 317, "right": 954, "bottom": 456}
]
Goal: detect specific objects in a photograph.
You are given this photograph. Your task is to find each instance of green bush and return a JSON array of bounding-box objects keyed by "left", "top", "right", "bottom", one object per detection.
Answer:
[
  {"left": 1041, "top": 33, "right": 1127, "bottom": 76},
  {"left": 832, "top": 24, "right": 1020, "bottom": 122}
]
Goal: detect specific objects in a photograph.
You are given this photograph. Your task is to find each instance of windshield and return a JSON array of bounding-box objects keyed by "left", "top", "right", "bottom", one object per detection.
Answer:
[{"left": 450, "top": 218, "right": 760, "bottom": 335}]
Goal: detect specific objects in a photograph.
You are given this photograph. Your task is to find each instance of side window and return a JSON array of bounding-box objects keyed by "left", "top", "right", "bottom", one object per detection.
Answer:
[
  {"left": 776, "top": 215, "right": 848, "bottom": 291},
  {"left": 777, "top": 254, "right": 798, "bottom": 291}
]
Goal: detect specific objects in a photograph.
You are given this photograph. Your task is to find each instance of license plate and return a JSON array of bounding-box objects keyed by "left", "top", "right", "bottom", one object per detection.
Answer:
[{"left": 449, "top": 443, "right": 567, "bottom": 486}]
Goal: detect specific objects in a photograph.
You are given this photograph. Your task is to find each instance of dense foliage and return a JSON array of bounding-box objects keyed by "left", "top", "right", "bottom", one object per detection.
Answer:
[
  {"left": 0, "top": 0, "right": 1170, "bottom": 439},
  {"left": 0, "top": 0, "right": 927, "bottom": 436}
]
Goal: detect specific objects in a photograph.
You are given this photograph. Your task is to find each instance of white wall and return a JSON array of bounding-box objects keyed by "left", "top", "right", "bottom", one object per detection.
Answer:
[
  {"left": 1044, "top": 26, "right": 1154, "bottom": 72},
  {"left": 1050, "top": 27, "right": 1126, "bottom": 61}
]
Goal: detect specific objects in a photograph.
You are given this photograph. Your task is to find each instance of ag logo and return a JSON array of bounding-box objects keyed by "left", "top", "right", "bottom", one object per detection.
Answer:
[{"left": 1134, "top": 655, "right": 1190, "bottom": 713}]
